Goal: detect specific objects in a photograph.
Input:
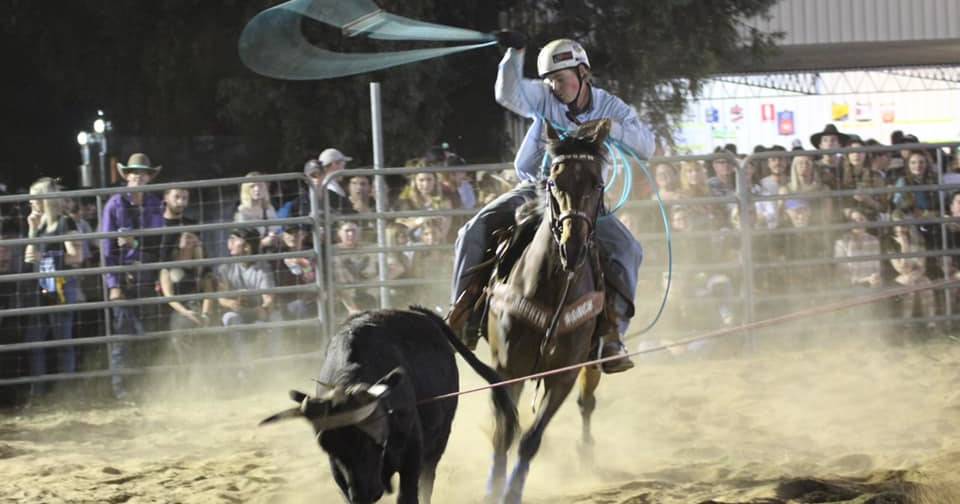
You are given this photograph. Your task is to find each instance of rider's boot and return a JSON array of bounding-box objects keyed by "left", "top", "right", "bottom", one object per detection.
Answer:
[
  {"left": 600, "top": 331, "right": 634, "bottom": 374},
  {"left": 598, "top": 296, "right": 634, "bottom": 374},
  {"left": 447, "top": 282, "right": 484, "bottom": 350}
]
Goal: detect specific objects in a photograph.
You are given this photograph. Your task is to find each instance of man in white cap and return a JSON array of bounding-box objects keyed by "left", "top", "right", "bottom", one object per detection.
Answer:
[{"left": 283, "top": 149, "right": 355, "bottom": 219}]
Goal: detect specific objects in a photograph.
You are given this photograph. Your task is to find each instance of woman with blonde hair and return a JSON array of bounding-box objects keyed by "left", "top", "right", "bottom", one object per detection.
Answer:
[
  {"left": 781, "top": 154, "right": 833, "bottom": 225},
  {"left": 23, "top": 177, "right": 84, "bottom": 397},
  {"left": 393, "top": 167, "right": 454, "bottom": 240},
  {"left": 234, "top": 171, "right": 281, "bottom": 249}
]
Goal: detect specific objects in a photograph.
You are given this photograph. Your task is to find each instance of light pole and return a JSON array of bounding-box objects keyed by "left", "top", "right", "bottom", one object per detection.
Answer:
[
  {"left": 77, "top": 110, "right": 112, "bottom": 188},
  {"left": 76, "top": 110, "right": 113, "bottom": 338}
]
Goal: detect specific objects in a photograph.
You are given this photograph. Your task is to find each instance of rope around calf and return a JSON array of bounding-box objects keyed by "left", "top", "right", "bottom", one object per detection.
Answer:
[{"left": 419, "top": 277, "right": 960, "bottom": 405}]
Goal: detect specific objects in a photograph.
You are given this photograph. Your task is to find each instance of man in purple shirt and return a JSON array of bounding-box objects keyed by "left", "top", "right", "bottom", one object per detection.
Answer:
[{"left": 101, "top": 153, "right": 165, "bottom": 400}]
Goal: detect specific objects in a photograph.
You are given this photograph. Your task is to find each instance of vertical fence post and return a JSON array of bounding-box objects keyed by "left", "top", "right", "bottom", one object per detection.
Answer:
[
  {"left": 736, "top": 156, "right": 756, "bottom": 350},
  {"left": 370, "top": 82, "right": 391, "bottom": 309},
  {"left": 937, "top": 148, "right": 952, "bottom": 328},
  {"left": 96, "top": 138, "right": 111, "bottom": 342},
  {"left": 307, "top": 181, "right": 328, "bottom": 347}
]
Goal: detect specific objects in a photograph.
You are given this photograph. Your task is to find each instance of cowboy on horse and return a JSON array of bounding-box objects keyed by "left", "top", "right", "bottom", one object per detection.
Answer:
[{"left": 449, "top": 32, "right": 655, "bottom": 373}]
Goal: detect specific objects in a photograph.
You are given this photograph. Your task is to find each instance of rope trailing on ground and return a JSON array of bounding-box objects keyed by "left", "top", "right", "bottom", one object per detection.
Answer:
[{"left": 419, "top": 277, "right": 960, "bottom": 405}]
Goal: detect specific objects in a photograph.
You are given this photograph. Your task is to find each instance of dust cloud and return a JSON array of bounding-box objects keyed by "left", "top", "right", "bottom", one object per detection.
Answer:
[{"left": 2, "top": 319, "right": 959, "bottom": 503}]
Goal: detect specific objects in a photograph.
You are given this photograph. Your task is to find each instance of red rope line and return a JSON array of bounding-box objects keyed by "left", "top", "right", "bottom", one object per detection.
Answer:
[{"left": 420, "top": 278, "right": 960, "bottom": 405}]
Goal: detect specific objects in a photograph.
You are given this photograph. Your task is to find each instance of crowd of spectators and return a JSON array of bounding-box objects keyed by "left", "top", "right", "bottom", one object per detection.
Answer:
[
  {"left": 0, "top": 123, "right": 958, "bottom": 405},
  {"left": 633, "top": 124, "right": 959, "bottom": 338},
  {"left": 0, "top": 142, "right": 515, "bottom": 404}
]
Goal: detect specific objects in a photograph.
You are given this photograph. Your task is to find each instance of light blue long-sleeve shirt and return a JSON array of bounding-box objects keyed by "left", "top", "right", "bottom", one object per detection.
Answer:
[{"left": 495, "top": 48, "right": 656, "bottom": 182}]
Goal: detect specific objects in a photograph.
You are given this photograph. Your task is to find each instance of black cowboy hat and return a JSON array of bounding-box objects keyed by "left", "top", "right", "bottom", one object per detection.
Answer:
[
  {"left": 754, "top": 145, "right": 787, "bottom": 153},
  {"left": 713, "top": 144, "right": 739, "bottom": 156},
  {"left": 846, "top": 134, "right": 866, "bottom": 145},
  {"left": 810, "top": 124, "right": 850, "bottom": 148},
  {"left": 229, "top": 227, "right": 261, "bottom": 253}
]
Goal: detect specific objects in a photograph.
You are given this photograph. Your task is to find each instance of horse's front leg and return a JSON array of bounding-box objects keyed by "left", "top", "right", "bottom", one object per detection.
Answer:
[
  {"left": 486, "top": 381, "right": 522, "bottom": 504},
  {"left": 577, "top": 365, "right": 601, "bottom": 467},
  {"left": 501, "top": 372, "right": 577, "bottom": 504}
]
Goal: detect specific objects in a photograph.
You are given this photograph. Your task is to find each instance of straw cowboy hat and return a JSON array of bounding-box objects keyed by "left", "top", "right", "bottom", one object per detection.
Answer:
[
  {"left": 809, "top": 124, "right": 850, "bottom": 148},
  {"left": 118, "top": 153, "right": 163, "bottom": 176}
]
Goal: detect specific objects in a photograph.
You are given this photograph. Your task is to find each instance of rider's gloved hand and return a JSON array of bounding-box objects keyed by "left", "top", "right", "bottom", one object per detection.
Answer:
[{"left": 495, "top": 30, "right": 527, "bottom": 50}]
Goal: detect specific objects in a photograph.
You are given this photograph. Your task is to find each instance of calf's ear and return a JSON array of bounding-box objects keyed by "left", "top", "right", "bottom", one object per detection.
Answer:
[
  {"left": 289, "top": 389, "right": 309, "bottom": 403},
  {"left": 368, "top": 367, "right": 405, "bottom": 398}
]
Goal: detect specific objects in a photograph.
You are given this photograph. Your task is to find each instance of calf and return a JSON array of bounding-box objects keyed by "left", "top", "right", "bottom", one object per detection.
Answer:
[{"left": 260, "top": 307, "right": 518, "bottom": 504}]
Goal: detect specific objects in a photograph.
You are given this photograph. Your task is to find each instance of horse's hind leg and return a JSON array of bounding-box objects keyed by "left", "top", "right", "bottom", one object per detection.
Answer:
[
  {"left": 577, "top": 365, "right": 601, "bottom": 465},
  {"left": 502, "top": 374, "right": 577, "bottom": 504},
  {"left": 487, "top": 381, "right": 522, "bottom": 504}
]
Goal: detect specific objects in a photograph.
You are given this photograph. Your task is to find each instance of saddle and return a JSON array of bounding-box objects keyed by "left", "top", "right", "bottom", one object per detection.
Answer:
[{"left": 482, "top": 208, "right": 622, "bottom": 349}]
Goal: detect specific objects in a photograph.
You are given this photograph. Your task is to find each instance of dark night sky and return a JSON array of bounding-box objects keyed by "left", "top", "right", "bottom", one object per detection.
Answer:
[{"left": 0, "top": 1, "right": 506, "bottom": 193}]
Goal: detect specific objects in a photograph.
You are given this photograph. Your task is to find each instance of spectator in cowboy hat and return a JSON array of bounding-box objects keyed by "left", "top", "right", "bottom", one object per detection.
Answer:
[
  {"left": 707, "top": 145, "right": 738, "bottom": 199},
  {"left": 101, "top": 152, "right": 166, "bottom": 400},
  {"left": 810, "top": 124, "right": 849, "bottom": 189}
]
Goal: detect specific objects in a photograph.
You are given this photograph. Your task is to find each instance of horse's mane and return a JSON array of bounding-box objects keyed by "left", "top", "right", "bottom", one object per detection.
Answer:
[
  {"left": 516, "top": 133, "right": 607, "bottom": 223},
  {"left": 546, "top": 132, "right": 607, "bottom": 163}
]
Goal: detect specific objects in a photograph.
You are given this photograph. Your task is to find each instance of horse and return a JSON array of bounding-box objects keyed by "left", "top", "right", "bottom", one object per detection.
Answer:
[{"left": 484, "top": 118, "right": 614, "bottom": 504}]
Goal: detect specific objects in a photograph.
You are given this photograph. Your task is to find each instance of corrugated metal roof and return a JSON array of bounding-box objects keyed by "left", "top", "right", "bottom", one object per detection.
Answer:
[{"left": 746, "top": 0, "right": 960, "bottom": 44}]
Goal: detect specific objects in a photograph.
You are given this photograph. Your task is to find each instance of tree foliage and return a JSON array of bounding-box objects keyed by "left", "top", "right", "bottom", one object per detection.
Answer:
[
  {"left": 504, "top": 0, "right": 781, "bottom": 144},
  {"left": 0, "top": 0, "right": 778, "bottom": 188}
]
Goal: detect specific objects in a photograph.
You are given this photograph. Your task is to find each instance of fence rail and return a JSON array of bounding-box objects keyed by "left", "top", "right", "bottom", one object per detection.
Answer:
[{"left": 1, "top": 143, "right": 959, "bottom": 390}]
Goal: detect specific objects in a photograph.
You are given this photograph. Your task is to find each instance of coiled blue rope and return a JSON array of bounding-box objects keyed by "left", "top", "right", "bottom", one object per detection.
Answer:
[{"left": 539, "top": 119, "right": 672, "bottom": 339}]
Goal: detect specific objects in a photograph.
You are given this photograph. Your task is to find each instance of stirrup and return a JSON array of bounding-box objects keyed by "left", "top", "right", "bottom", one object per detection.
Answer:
[
  {"left": 447, "top": 284, "right": 481, "bottom": 334},
  {"left": 600, "top": 341, "right": 634, "bottom": 374}
]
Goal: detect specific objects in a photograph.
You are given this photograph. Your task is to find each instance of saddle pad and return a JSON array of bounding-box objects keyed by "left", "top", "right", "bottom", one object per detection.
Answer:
[{"left": 489, "top": 283, "right": 604, "bottom": 336}]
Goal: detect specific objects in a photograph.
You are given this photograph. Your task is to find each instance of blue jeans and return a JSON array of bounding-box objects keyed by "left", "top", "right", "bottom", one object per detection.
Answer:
[
  {"left": 222, "top": 310, "right": 284, "bottom": 363},
  {"left": 23, "top": 281, "right": 80, "bottom": 395},
  {"left": 109, "top": 305, "right": 146, "bottom": 399}
]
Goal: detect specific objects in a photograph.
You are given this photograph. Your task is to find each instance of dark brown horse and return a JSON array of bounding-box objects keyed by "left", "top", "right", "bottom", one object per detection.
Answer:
[{"left": 485, "top": 119, "right": 611, "bottom": 504}]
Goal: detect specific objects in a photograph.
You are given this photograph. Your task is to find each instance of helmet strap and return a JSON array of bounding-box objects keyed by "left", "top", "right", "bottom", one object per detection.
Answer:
[{"left": 563, "top": 69, "right": 590, "bottom": 124}]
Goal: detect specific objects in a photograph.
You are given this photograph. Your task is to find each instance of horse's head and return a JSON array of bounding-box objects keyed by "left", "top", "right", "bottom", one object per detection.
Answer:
[{"left": 544, "top": 119, "right": 609, "bottom": 272}]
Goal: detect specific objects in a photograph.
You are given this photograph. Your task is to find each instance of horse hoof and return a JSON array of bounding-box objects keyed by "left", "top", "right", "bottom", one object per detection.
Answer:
[{"left": 578, "top": 441, "right": 595, "bottom": 468}]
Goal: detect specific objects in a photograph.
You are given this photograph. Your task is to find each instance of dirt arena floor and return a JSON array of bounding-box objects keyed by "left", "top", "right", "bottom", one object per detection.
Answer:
[{"left": 2, "top": 330, "right": 960, "bottom": 503}]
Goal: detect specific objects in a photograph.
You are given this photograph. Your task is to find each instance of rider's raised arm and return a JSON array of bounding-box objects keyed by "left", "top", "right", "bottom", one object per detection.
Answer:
[
  {"left": 495, "top": 48, "right": 548, "bottom": 119},
  {"left": 607, "top": 98, "right": 656, "bottom": 161},
  {"left": 512, "top": 118, "right": 547, "bottom": 183}
]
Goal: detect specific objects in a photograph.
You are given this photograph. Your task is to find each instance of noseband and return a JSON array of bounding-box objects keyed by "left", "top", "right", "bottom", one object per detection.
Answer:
[{"left": 547, "top": 153, "right": 604, "bottom": 251}]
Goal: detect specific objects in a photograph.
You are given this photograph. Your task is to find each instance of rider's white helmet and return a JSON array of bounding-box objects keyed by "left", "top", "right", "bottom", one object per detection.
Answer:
[{"left": 537, "top": 39, "right": 590, "bottom": 78}]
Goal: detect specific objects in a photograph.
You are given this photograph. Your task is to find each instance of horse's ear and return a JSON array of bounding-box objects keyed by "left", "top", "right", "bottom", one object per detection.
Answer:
[
  {"left": 581, "top": 119, "right": 611, "bottom": 145},
  {"left": 544, "top": 120, "right": 561, "bottom": 142}
]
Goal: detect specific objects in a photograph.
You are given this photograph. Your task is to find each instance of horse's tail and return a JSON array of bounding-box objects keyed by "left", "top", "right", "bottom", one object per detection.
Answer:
[{"left": 411, "top": 305, "right": 519, "bottom": 443}]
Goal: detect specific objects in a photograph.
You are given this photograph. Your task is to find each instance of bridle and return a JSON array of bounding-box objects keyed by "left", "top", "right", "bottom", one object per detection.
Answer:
[{"left": 546, "top": 153, "right": 604, "bottom": 261}]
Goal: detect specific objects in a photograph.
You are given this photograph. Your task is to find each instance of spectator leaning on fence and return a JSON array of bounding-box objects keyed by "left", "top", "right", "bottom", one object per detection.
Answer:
[
  {"left": 840, "top": 135, "right": 889, "bottom": 221},
  {"left": 23, "top": 177, "right": 83, "bottom": 398},
  {"left": 281, "top": 151, "right": 357, "bottom": 220},
  {"left": 393, "top": 169, "right": 454, "bottom": 241},
  {"left": 101, "top": 153, "right": 165, "bottom": 400},
  {"left": 331, "top": 220, "right": 377, "bottom": 315},
  {"left": 810, "top": 123, "right": 849, "bottom": 189},
  {"left": 217, "top": 227, "right": 281, "bottom": 369},
  {"left": 159, "top": 188, "right": 214, "bottom": 335},
  {"left": 653, "top": 163, "right": 682, "bottom": 201},
  {"left": 235, "top": 172, "right": 281, "bottom": 250},
  {"left": 833, "top": 208, "right": 882, "bottom": 289},
  {"left": 887, "top": 211, "right": 937, "bottom": 332},
  {"left": 272, "top": 223, "right": 319, "bottom": 321},
  {"left": 707, "top": 145, "right": 738, "bottom": 198}
]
